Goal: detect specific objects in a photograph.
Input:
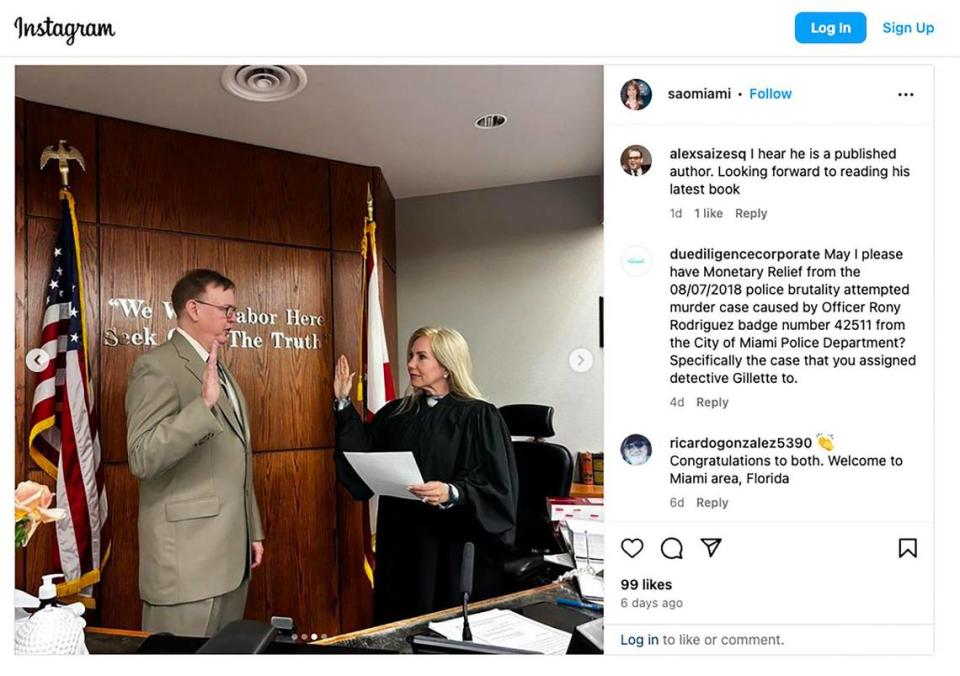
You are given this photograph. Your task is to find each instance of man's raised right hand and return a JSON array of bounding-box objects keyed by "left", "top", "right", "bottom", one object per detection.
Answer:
[{"left": 202, "top": 341, "right": 221, "bottom": 409}]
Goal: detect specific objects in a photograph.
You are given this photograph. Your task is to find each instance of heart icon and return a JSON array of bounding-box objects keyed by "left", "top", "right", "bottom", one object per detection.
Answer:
[{"left": 621, "top": 538, "right": 644, "bottom": 558}]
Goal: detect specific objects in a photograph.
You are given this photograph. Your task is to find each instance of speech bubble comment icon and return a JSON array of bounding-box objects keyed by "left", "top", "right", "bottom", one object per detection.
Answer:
[
  {"left": 661, "top": 537, "right": 683, "bottom": 560},
  {"left": 621, "top": 538, "right": 644, "bottom": 558}
]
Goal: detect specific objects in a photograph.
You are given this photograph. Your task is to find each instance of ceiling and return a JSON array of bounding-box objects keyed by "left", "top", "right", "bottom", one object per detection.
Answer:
[{"left": 16, "top": 65, "right": 602, "bottom": 199}]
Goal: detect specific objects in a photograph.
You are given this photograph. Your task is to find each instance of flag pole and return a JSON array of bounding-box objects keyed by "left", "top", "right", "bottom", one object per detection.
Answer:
[
  {"left": 356, "top": 184, "right": 375, "bottom": 404},
  {"left": 32, "top": 140, "right": 111, "bottom": 607},
  {"left": 359, "top": 184, "right": 378, "bottom": 586},
  {"left": 31, "top": 140, "right": 87, "bottom": 477}
]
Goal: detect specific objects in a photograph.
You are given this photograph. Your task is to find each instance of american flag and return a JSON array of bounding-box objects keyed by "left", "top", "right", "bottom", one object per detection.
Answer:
[{"left": 27, "top": 188, "right": 110, "bottom": 604}]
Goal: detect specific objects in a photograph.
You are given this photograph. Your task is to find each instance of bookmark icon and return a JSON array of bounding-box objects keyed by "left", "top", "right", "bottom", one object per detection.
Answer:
[{"left": 898, "top": 538, "right": 917, "bottom": 559}]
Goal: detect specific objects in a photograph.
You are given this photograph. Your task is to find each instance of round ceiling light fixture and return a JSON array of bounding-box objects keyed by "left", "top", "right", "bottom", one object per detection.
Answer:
[
  {"left": 221, "top": 65, "right": 308, "bottom": 102},
  {"left": 474, "top": 113, "right": 508, "bottom": 130}
]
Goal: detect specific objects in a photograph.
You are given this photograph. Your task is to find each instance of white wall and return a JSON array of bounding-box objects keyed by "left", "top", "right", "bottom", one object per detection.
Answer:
[{"left": 396, "top": 176, "right": 602, "bottom": 457}]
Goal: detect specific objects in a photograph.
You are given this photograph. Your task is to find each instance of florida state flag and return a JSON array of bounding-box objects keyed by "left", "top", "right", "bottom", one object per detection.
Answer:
[
  {"left": 359, "top": 218, "right": 395, "bottom": 418},
  {"left": 357, "top": 212, "right": 395, "bottom": 585}
]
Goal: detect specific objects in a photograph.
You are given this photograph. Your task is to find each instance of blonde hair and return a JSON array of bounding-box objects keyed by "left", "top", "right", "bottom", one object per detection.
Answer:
[{"left": 395, "top": 326, "right": 483, "bottom": 414}]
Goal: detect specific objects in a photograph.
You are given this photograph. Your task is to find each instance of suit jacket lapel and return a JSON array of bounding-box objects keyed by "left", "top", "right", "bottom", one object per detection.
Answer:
[
  {"left": 221, "top": 364, "right": 250, "bottom": 447},
  {"left": 171, "top": 331, "right": 245, "bottom": 441}
]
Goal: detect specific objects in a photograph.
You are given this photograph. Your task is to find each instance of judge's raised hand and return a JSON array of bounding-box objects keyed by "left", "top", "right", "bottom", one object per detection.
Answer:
[
  {"left": 202, "top": 341, "right": 221, "bottom": 409},
  {"left": 334, "top": 354, "right": 356, "bottom": 400},
  {"left": 408, "top": 481, "right": 449, "bottom": 506}
]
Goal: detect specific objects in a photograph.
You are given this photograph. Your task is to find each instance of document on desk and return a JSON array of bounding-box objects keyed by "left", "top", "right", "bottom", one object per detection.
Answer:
[
  {"left": 342, "top": 452, "right": 424, "bottom": 500},
  {"left": 558, "top": 519, "right": 605, "bottom": 603},
  {"left": 428, "top": 609, "right": 572, "bottom": 655},
  {"left": 560, "top": 518, "right": 605, "bottom": 572}
]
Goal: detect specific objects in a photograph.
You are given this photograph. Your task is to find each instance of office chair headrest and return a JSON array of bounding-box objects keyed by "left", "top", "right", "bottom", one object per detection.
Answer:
[{"left": 499, "top": 404, "right": 555, "bottom": 438}]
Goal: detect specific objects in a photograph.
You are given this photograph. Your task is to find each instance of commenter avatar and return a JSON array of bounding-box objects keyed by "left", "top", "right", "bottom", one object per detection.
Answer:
[
  {"left": 621, "top": 434, "right": 652, "bottom": 465},
  {"left": 621, "top": 145, "right": 652, "bottom": 176}
]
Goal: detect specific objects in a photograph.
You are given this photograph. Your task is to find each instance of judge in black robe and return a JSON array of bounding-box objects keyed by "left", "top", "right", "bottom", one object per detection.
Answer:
[{"left": 333, "top": 328, "right": 519, "bottom": 625}]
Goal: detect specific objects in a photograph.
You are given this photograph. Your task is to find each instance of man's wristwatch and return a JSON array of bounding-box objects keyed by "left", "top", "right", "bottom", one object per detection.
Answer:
[{"left": 334, "top": 397, "right": 351, "bottom": 411}]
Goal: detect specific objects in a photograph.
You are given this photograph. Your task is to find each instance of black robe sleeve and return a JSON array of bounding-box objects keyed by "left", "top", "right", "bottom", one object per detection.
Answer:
[
  {"left": 334, "top": 404, "right": 377, "bottom": 501},
  {"left": 453, "top": 403, "right": 519, "bottom": 547}
]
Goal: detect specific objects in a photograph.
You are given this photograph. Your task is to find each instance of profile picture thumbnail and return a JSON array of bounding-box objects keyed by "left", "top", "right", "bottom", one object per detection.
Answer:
[
  {"left": 621, "top": 434, "right": 652, "bottom": 466},
  {"left": 620, "top": 145, "right": 652, "bottom": 176},
  {"left": 620, "top": 78, "right": 652, "bottom": 110}
]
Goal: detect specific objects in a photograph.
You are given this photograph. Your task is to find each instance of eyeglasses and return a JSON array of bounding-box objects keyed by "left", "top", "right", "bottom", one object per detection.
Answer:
[{"left": 192, "top": 299, "right": 237, "bottom": 318}]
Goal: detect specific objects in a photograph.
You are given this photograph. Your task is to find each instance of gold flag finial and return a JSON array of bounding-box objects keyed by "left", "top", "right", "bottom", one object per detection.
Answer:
[
  {"left": 40, "top": 139, "right": 86, "bottom": 187},
  {"left": 366, "top": 183, "right": 374, "bottom": 222}
]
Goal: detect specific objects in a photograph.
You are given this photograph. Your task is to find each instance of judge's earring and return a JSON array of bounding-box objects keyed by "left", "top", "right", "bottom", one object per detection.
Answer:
[{"left": 443, "top": 372, "right": 449, "bottom": 378}]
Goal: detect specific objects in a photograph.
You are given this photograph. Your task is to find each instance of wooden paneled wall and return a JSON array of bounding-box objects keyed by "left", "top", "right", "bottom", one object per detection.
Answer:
[{"left": 14, "top": 100, "right": 397, "bottom": 636}]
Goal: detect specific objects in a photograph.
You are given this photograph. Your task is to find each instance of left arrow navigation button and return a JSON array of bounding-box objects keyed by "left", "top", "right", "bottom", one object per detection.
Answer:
[{"left": 26, "top": 348, "right": 51, "bottom": 373}]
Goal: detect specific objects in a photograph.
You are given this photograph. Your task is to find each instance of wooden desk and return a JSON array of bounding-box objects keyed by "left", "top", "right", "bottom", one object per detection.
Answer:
[
  {"left": 569, "top": 483, "right": 604, "bottom": 498},
  {"left": 317, "top": 581, "right": 595, "bottom": 653},
  {"left": 85, "top": 626, "right": 150, "bottom": 654},
  {"left": 83, "top": 582, "right": 595, "bottom": 654}
]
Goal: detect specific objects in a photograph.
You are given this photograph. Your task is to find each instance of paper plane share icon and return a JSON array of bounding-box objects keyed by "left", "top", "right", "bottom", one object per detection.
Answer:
[{"left": 700, "top": 538, "right": 721, "bottom": 558}]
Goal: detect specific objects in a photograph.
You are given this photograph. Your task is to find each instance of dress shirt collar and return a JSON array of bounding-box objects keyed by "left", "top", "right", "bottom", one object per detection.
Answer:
[{"left": 175, "top": 327, "right": 210, "bottom": 362}]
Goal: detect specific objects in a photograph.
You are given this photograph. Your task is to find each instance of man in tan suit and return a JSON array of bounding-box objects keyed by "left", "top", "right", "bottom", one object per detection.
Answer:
[{"left": 126, "top": 269, "right": 264, "bottom": 636}]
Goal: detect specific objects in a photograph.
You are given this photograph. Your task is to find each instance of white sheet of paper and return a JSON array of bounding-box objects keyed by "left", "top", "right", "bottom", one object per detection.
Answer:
[
  {"left": 428, "top": 609, "right": 572, "bottom": 655},
  {"left": 543, "top": 553, "right": 574, "bottom": 568},
  {"left": 428, "top": 608, "right": 500, "bottom": 641},
  {"left": 343, "top": 451, "right": 424, "bottom": 500},
  {"left": 577, "top": 573, "right": 604, "bottom": 603}
]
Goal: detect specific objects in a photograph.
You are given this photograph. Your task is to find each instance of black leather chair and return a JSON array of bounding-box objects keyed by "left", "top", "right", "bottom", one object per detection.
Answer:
[{"left": 499, "top": 404, "right": 574, "bottom": 589}]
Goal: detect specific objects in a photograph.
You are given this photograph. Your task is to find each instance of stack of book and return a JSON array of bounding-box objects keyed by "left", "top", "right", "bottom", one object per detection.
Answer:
[{"left": 578, "top": 451, "right": 604, "bottom": 485}]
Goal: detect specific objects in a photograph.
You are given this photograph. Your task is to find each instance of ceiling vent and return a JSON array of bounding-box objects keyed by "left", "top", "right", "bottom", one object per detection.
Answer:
[
  {"left": 474, "top": 113, "right": 508, "bottom": 129},
  {"left": 221, "top": 65, "right": 308, "bottom": 102}
]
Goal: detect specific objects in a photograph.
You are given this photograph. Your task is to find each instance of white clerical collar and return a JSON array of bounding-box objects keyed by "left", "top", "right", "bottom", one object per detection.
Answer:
[
  {"left": 176, "top": 327, "right": 209, "bottom": 362},
  {"left": 420, "top": 391, "right": 447, "bottom": 407}
]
